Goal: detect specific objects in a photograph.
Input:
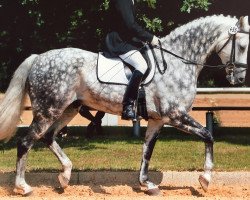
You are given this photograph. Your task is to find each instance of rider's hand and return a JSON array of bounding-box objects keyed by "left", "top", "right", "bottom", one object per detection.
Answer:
[{"left": 151, "top": 35, "right": 160, "bottom": 46}]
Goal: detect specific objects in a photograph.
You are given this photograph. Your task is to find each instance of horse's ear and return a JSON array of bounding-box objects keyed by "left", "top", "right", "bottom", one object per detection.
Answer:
[{"left": 239, "top": 16, "right": 250, "bottom": 31}]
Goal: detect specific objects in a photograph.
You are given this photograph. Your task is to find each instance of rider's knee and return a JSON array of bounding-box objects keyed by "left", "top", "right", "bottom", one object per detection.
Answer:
[
  {"left": 122, "top": 51, "right": 148, "bottom": 74},
  {"left": 136, "top": 63, "right": 148, "bottom": 74},
  {"left": 134, "top": 53, "right": 148, "bottom": 74}
]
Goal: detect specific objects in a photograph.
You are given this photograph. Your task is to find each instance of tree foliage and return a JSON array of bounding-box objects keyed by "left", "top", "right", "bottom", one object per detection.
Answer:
[
  {"left": 0, "top": 0, "right": 211, "bottom": 91},
  {"left": 181, "top": 0, "right": 211, "bottom": 13}
]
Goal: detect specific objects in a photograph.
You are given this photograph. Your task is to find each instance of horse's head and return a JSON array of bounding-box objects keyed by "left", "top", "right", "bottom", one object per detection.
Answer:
[{"left": 216, "top": 16, "right": 249, "bottom": 85}]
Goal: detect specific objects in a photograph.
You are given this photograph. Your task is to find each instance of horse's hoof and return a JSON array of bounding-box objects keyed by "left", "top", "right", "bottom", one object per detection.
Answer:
[
  {"left": 198, "top": 174, "right": 209, "bottom": 192},
  {"left": 13, "top": 186, "right": 33, "bottom": 196},
  {"left": 58, "top": 173, "right": 69, "bottom": 189},
  {"left": 53, "top": 187, "right": 65, "bottom": 194},
  {"left": 23, "top": 190, "right": 33, "bottom": 197},
  {"left": 145, "top": 188, "right": 161, "bottom": 196}
]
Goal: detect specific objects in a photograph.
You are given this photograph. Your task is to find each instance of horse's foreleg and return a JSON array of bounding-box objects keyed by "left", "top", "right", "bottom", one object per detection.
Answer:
[
  {"left": 169, "top": 113, "right": 214, "bottom": 192},
  {"left": 139, "top": 119, "right": 164, "bottom": 195},
  {"left": 199, "top": 142, "right": 213, "bottom": 192}
]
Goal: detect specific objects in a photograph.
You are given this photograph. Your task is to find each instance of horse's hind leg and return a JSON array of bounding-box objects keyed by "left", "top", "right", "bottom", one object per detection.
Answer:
[
  {"left": 169, "top": 112, "right": 214, "bottom": 192},
  {"left": 42, "top": 103, "right": 80, "bottom": 188},
  {"left": 44, "top": 140, "right": 72, "bottom": 189},
  {"left": 14, "top": 117, "right": 56, "bottom": 195},
  {"left": 14, "top": 100, "right": 79, "bottom": 195},
  {"left": 139, "top": 119, "right": 164, "bottom": 195}
]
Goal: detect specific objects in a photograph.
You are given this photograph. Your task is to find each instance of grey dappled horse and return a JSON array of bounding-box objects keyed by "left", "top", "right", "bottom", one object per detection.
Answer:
[{"left": 0, "top": 15, "right": 249, "bottom": 196}]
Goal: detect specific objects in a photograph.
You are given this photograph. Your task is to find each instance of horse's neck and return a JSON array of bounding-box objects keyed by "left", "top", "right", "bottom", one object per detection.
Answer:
[{"left": 162, "top": 16, "right": 236, "bottom": 63}]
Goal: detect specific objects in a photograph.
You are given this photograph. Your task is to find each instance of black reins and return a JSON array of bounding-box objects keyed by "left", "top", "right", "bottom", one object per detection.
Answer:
[
  {"left": 153, "top": 24, "right": 249, "bottom": 72},
  {"left": 151, "top": 41, "right": 168, "bottom": 75}
]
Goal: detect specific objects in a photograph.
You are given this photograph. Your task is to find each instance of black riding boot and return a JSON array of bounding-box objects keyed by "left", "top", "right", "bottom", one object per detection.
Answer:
[{"left": 122, "top": 70, "right": 144, "bottom": 120}]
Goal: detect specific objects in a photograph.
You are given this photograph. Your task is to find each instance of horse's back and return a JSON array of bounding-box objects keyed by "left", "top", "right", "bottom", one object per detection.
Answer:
[
  {"left": 36, "top": 47, "right": 96, "bottom": 64},
  {"left": 29, "top": 47, "right": 96, "bottom": 80}
]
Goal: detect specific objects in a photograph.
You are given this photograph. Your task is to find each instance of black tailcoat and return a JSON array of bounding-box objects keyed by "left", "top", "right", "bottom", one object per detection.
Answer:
[{"left": 105, "top": 0, "right": 154, "bottom": 57}]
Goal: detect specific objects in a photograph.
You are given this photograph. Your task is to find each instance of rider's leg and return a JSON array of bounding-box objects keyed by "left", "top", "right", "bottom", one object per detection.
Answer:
[{"left": 119, "top": 51, "right": 147, "bottom": 120}]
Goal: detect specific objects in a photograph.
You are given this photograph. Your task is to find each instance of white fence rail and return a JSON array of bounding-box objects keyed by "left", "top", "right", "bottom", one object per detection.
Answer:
[{"left": 197, "top": 87, "right": 250, "bottom": 93}]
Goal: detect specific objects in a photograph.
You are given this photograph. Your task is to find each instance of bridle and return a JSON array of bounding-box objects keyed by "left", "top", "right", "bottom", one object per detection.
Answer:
[
  {"left": 153, "top": 19, "right": 250, "bottom": 79},
  {"left": 216, "top": 24, "right": 249, "bottom": 79}
]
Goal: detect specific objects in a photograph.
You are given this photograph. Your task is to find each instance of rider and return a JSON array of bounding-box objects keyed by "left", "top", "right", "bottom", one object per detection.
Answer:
[{"left": 104, "top": 0, "right": 159, "bottom": 120}]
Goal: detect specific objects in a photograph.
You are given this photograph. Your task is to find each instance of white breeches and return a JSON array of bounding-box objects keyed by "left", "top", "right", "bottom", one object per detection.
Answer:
[{"left": 119, "top": 50, "right": 148, "bottom": 74}]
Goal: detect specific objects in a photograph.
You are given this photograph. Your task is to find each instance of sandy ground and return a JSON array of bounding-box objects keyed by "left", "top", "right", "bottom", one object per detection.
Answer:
[
  {"left": 0, "top": 184, "right": 249, "bottom": 200},
  {"left": 0, "top": 171, "right": 249, "bottom": 200}
]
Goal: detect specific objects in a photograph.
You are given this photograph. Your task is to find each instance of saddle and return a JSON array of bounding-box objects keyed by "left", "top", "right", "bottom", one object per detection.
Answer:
[
  {"left": 97, "top": 45, "right": 156, "bottom": 86},
  {"left": 97, "top": 45, "right": 156, "bottom": 120}
]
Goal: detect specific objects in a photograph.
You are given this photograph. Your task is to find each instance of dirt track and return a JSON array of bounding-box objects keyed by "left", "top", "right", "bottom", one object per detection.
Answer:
[
  {"left": 0, "top": 184, "right": 249, "bottom": 200},
  {"left": 0, "top": 171, "right": 249, "bottom": 199}
]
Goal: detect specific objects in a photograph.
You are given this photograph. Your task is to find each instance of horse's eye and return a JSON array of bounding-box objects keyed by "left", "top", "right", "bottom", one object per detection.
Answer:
[{"left": 239, "top": 45, "right": 246, "bottom": 52}]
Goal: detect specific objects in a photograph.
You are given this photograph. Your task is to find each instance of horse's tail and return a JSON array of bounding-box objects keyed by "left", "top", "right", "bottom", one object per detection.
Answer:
[{"left": 0, "top": 54, "right": 38, "bottom": 141}]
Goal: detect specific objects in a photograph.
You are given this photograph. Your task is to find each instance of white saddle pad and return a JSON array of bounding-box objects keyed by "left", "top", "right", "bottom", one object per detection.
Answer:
[{"left": 97, "top": 46, "right": 156, "bottom": 85}]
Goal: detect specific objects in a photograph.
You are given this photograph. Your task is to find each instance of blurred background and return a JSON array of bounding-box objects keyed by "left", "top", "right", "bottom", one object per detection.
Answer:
[{"left": 1, "top": 0, "right": 250, "bottom": 91}]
